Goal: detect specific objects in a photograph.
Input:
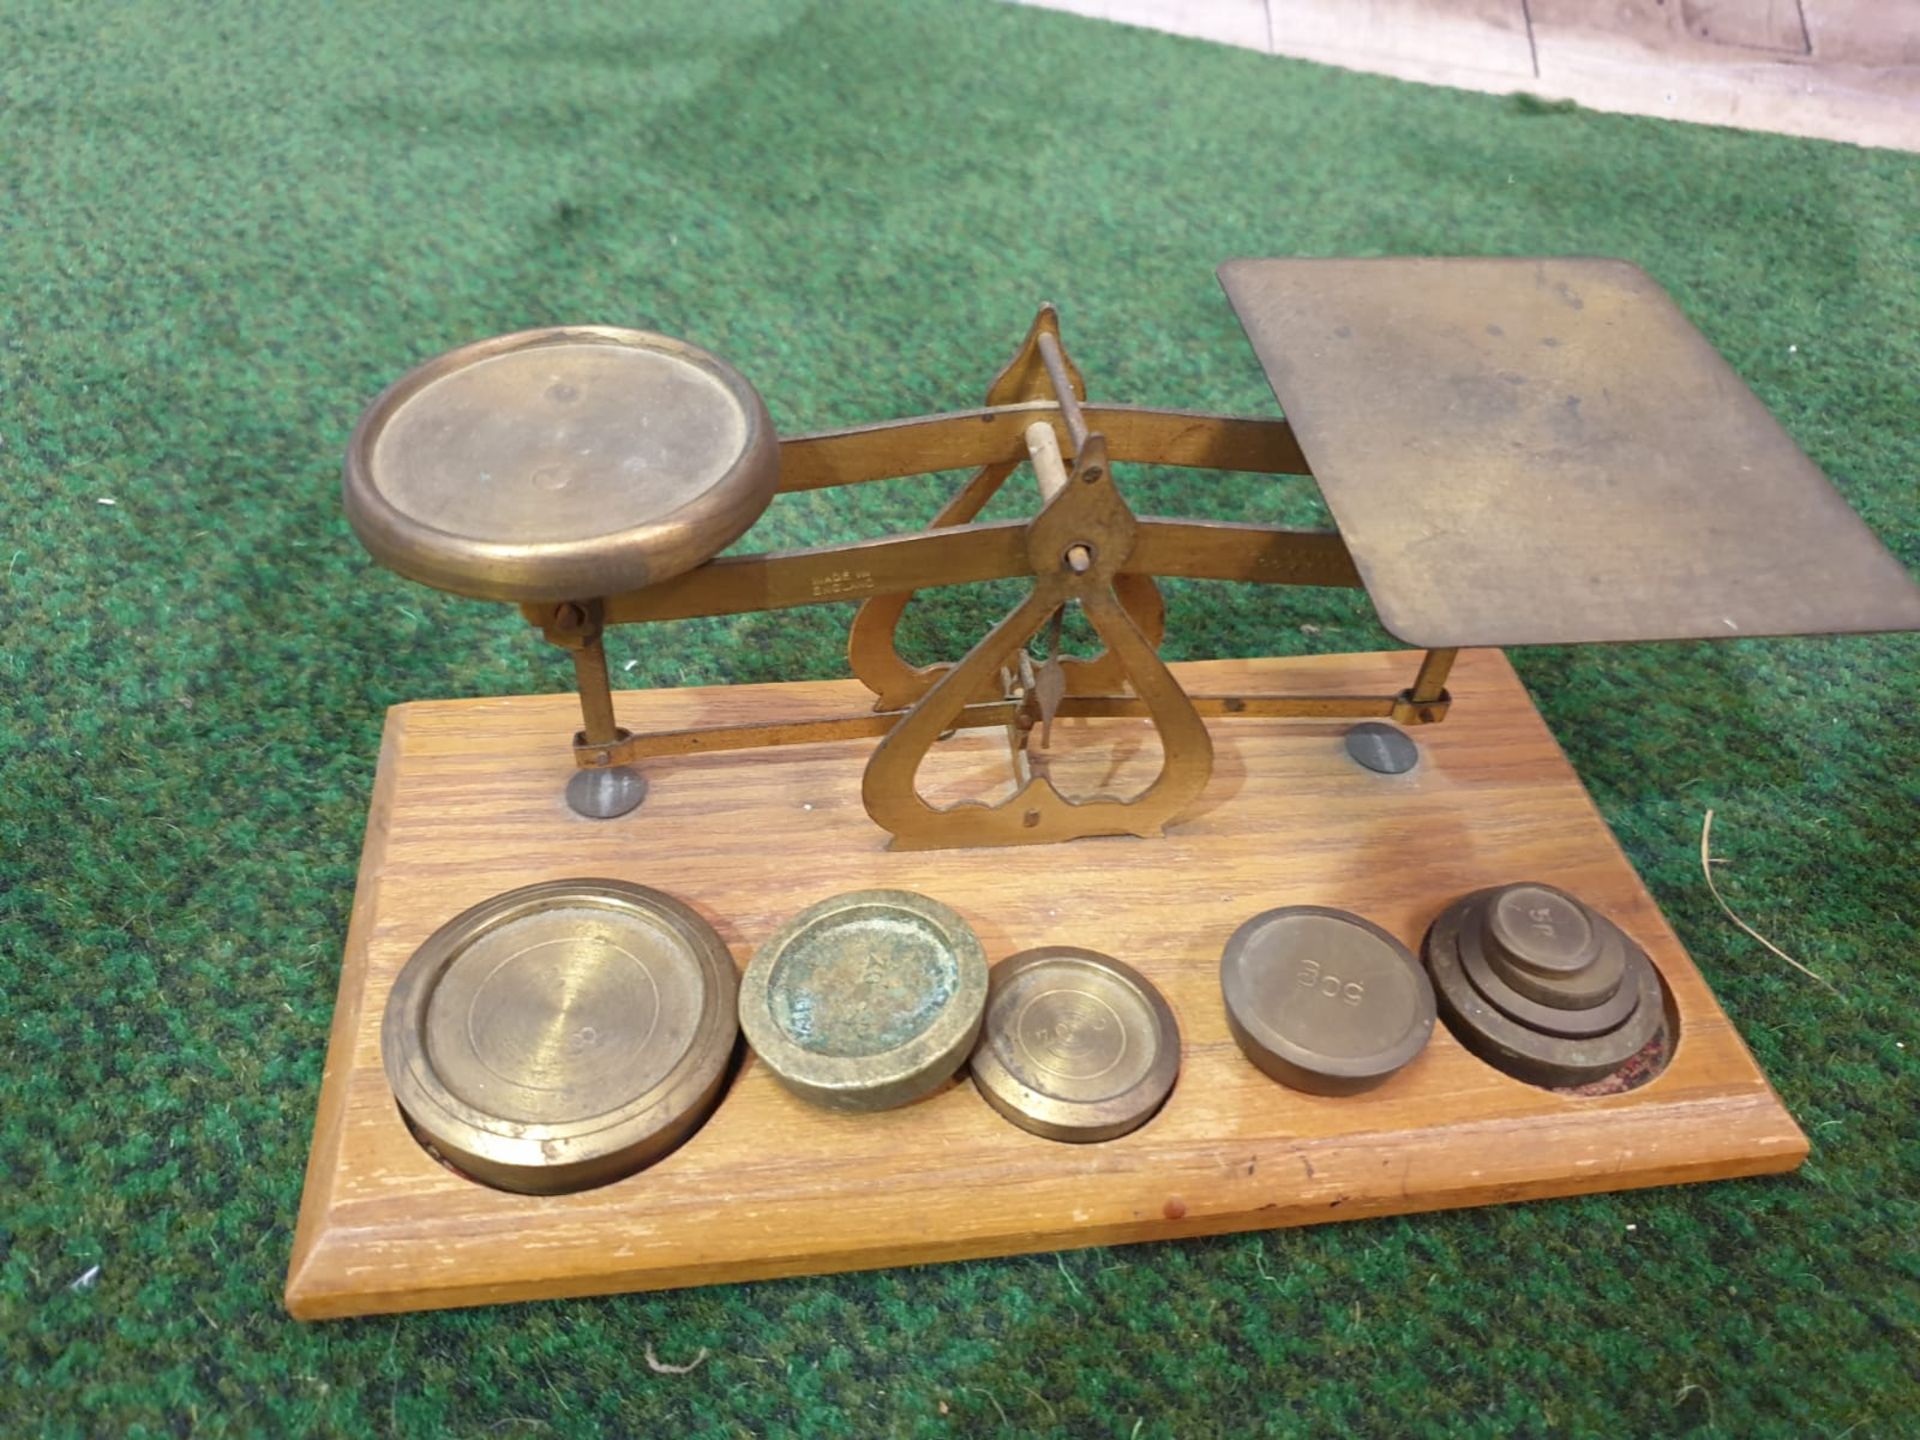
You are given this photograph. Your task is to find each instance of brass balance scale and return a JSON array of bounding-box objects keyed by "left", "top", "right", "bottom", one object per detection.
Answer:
[{"left": 287, "top": 258, "right": 1920, "bottom": 1319}]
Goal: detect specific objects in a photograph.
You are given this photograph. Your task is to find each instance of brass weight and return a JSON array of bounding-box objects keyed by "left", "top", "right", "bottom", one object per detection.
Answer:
[
  {"left": 1423, "top": 884, "right": 1667, "bottom": 1088},
  {"left": 969, "top": 947, "right": 1180, "bottom": 1143},
  {"left": 1220, "top": 907, "right": 1436, "bottom": 1095},
  {"left": 739, "top": 890, "right": 989, "bottom": 1113},
  {"left": 381, "top": 879, "right": 740, "bottom": 1194}
]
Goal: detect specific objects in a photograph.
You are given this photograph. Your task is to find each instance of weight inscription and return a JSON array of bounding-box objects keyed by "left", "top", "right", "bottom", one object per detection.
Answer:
[
  {"left": 1297, "top": 958, "right": 1364, "bottom": 1006},
  {"left": 811, "top": 569, "right": 875, "bottom": 599}
]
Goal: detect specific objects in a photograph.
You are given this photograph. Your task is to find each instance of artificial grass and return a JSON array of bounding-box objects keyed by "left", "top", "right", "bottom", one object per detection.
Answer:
[{"left": 2, "top": 0, "right": 1917, "bottom": 1434}]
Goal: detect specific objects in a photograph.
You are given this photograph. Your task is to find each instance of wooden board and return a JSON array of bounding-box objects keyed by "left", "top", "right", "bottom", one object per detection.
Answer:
[{"left": 286, "top": 649, "right": 1807, "bottom": 1320}]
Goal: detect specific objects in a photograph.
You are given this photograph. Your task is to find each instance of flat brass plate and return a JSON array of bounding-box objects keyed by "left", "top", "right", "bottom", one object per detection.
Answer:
[
  {"left": 1219, "top": 257, "right": 1920, "bottom": 647},
  {"left": 1220, "top": 906, "right": 1436, "bottom": 1095},
  {"left": 969, "top": 947, "right": 1180, "bottom": 1143},
  {"left": 381, "top": 878, "right": 739, "bottom": 1194},
  {"left": 739, "top": 890, "right": 988, "bottom": 1113},
  {"left": 345, "top": 326, "right": 778, "bottom": 602}
]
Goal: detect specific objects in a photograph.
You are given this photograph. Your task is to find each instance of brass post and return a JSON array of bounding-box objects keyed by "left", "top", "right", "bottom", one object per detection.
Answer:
[
  {"left": 1036, "top": 332, "right": 1089, "bottom": 453},
  {"left": 1024, "top": 422, "right": 1093, "bottom": 573},
  {"left": 571, "top": 636, "right": 621, "bottom": 746},
  {"left": 545, "top": 600, "right": 621, "bottom": 749},
  {"left": 1410, "top": 648, "right": 1458, "bottom": 704}
]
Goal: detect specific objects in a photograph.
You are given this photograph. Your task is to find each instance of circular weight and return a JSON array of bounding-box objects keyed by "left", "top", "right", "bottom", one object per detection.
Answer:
[
  {"left": 1423, "top": 900, "right": 1666, "bottom": 1088},
  {"left": 740, "top": 890, "right": 988, "bottom": 1113},
  {"left": 345, "top": 326, "right": 779, "bottom": 603},
  {"left": 1485, "top": 920, "right": 1628, "bottom": 1011},
  {"left": 969, "top": 947, "right": 1180, "bottom": 1143},
  {"left": 1344, "top": 722, "right": 1419, "bottom": 775},
  {"left": 1456, "top": 910, "right": 1642, "bottom": 1038},
  {"left": 1451, "top": 884, "right": 1627, "bottom": 1010},
  {"left": 381, "top": 878, "right": 739, "bottom": 1194},
  {"left": 566, "top": 766, "right": 648, "bottom": 820},
  {"left": 1483, "top": 883, "right": 1602, "bottom": 976},
  {"left": 1220, "top": 906, "right": 1435, "bottom": 1095}
]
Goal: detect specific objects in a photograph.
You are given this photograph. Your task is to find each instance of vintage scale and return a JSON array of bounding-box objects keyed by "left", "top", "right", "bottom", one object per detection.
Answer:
[{"left": 289, "top": 258, "right": 1920, "bottom": 1319}]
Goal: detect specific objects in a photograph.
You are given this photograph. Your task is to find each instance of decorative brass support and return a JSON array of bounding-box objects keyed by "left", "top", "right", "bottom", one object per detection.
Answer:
[
  {"left": 512, "top": 311, "right": 1446, "bottom": 848},
  {"left": 844, "top": 307, "right": 1165, "bottom": 711},
  {"left": 863, "top": 428, "right": 1212, "bottom": 849}
]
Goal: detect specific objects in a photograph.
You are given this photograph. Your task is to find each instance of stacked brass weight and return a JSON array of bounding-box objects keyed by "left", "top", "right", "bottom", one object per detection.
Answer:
[
  {"left": 739, "top": 890, "right": 989, "bottom": 1112},
  {"left": 1423, "top": 883, "right": 1666, "bottom": 1088}
]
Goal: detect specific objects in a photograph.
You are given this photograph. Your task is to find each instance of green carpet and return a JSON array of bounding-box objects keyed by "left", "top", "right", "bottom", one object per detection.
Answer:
[{"left": 4, "top": 1, "right": 1917, "bottom": 1434}]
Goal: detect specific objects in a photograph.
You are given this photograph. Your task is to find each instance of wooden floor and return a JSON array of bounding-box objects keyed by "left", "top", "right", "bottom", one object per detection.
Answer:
[{"left": 1008, "top": 0, "right": 1919, "bottom": 151}]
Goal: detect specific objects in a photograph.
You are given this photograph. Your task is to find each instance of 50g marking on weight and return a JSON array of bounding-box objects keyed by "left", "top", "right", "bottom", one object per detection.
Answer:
[{"left": 1298, "top": 958, "right": 1365, "bottom": 1006}]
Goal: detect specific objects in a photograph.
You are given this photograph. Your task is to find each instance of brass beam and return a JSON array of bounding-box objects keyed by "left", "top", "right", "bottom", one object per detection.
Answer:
[
  {"left": 775, "top": 405, "right": 1310, "bottom": 491},
  {"left": 576, "top": 691, "right": 1406, "bottom": 768}
]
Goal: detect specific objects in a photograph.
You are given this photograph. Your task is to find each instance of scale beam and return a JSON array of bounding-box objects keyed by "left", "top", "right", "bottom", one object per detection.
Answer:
[
  {"left": 345, "top": 264, "right": 1919, "bottom": 847},
  {"left": 562, "top": 515, "right": 1359, "bottom": 626}
]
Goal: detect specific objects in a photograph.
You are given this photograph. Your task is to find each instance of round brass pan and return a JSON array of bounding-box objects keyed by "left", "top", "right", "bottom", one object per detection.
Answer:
[
  {"left": 739, "top": 890, "right": 988, "bottom": 1113},
  {"left": 382, "top": 878, "right": 739, "bottom": 1194},
  {"left": 344, "top": 326, "right": 778, "bottom": 602},
  {"left": 1220, "top": 906, "right": 1436, "bottom": 1095},
  {"left": 970, "top": 947, "right": 1180, "bottom": 1143}
]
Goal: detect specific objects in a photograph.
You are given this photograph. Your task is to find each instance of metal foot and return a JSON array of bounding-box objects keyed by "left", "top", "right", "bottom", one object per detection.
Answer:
[
  {"left": 566, "top": 766, "right": 648, "bottom": 819},
  {"left": 1344, "top": 722, "right": 1419, "bottom": 775}
]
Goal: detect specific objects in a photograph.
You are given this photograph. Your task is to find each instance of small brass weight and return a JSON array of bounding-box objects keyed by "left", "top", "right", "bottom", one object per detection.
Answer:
[{"left": 342, "top": 259, "right": 1920, "bottom": 848}]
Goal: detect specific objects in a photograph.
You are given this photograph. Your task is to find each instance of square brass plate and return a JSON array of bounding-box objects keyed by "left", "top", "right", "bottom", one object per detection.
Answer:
[{"left": 1219, "top": 257, "right": 1920, "bottom": 648}]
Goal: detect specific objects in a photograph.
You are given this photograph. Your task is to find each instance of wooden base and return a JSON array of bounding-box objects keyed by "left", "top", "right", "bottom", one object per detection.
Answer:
[{"left": 286, "top": 650, "right": 1807, "bottom": 1320}]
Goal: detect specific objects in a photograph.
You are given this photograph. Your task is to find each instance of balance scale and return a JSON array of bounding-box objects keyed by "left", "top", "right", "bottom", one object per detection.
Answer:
[{"left": 286, "top": 258, "right": 1920, "bottom": 1319}]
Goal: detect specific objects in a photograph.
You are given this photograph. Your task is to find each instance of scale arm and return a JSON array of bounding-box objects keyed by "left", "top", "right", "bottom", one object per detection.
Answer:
[
  {"left": 568, "top": 518, "right": 1358, "bottom": 628},
  {"left": 588, "top": 521, "right": 1029, "bottom": 625},
  {"left": 777, "top": 404, "right": 1311, "bottom": 490},
  {"left": 1131, "top": 518, "right": 1359, "bottom": 589}
]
